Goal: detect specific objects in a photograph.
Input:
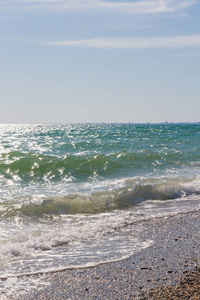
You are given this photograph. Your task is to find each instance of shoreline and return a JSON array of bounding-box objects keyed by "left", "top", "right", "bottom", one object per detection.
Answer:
[{"left": 8, "top": 209, "right": 200, "bottom": 299}]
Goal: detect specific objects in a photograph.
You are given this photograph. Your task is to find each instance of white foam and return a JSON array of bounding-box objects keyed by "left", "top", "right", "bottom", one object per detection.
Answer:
[
  {"left": 0, "top": 194, "right": 200, "bottom": 279},
  {"left": 0, "top": 233, "right": 153, "bottom": 298}
]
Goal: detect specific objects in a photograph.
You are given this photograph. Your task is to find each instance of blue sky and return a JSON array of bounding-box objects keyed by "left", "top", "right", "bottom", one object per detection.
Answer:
[{"left": 0, "top": 0, "right": 200, "bottom": 123}]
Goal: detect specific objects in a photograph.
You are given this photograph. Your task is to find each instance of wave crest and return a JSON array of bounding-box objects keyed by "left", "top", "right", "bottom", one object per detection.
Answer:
[{"left": 2, "top": 178, "right": 199, "bottom": 217}]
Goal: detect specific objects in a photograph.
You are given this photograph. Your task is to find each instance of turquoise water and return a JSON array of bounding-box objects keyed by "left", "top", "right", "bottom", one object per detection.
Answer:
[
  {"left": 0, "top": 123, "right": 200, "bottom": 213},
  {"left": 0, "top": 123, "right": 200, "bottom": 296}
]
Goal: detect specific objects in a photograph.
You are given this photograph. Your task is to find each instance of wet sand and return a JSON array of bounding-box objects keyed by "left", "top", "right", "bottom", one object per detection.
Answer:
[{"left": 12, "top": 209, "right": 200, "bottom": 299}]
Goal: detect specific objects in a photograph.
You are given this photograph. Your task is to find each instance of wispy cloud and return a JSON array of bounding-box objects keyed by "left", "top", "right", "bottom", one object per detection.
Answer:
[
  {"left": 0, "top": 0, "right": 196, "bottom": 14},
  {"left": 42, "top": 35, "right": 200, "bottom": 49}
]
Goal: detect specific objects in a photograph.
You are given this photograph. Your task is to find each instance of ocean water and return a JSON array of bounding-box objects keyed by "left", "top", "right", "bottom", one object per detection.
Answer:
[{"left": 0, "top": 123, "right": 200, "bottom": 296}]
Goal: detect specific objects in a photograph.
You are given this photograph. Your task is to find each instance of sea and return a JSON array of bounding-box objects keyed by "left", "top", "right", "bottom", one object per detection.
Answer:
[{"left": 0, "top": 123, "right": 200, "bottom": 297}]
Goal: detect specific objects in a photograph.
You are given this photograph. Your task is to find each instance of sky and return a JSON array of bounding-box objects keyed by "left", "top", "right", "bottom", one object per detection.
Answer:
[{"left": 0, "top": 0, "right": 200, "bottom": 123}]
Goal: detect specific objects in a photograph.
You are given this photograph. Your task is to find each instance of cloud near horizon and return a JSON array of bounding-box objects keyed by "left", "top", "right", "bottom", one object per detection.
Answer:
[
  {"left": 42, "top": 35, "right": 200, "bottom": 49},
  {"left": 0, "top": 0, "right": 196, "bottom": 14}
]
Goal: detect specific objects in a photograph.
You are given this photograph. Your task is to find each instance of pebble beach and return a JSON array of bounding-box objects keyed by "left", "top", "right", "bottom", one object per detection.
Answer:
[{"left": 8, "top": 209, "right": 200, "bottom": 300}]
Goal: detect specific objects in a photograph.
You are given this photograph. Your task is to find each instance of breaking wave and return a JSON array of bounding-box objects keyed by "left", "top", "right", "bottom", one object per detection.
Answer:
[{"left": 1, "top": 177, "right": 200, "bottom": 218}]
